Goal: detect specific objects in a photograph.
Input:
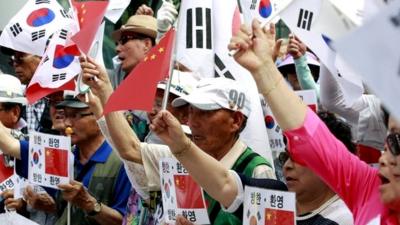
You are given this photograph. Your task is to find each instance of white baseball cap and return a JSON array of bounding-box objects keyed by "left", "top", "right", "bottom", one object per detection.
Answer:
[
  {"left": 0, "top": 74, "right": 27, "bottom": 105},
  {"left": 157, "top": 70, "right": 198, "bottom": 97},
  {"left": 172, "top": 77, "right": 251, "bottom": 117}
]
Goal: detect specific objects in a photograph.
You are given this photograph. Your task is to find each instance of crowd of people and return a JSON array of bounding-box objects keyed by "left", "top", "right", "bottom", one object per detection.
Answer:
[{"left": 0, "top": 1, "right": 399, "bottom": 225}]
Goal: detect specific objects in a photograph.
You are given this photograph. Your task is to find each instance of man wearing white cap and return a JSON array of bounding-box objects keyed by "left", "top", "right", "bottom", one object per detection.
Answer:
[
  {"left": 0, "top": 74, "right": 27, "bottom": 130},
  {"left": 81, "top": 57, "right": 274, "bottom": 224},
  {"left": 0, "top": 74, "right": 28, "bottom": 214}
]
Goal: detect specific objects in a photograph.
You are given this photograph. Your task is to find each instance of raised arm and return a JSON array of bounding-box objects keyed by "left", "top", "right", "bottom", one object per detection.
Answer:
[
  {"left": 228, "top": 20, "right": 307, "bottom": 131},
  {"left": 288, "top": 35, "right": 320, "bottom": 99},
  {"left": 0, "top": 121, "right": 22, "bottom": 159},
  {"left": 150, "top": 110, "right": 238, "bottom": 208},
  {"left": 80, "top": 57, "right": 143, "bottom": 163},
  {"left": 228, "top": 21, "right": 382, "bottom": 212}
]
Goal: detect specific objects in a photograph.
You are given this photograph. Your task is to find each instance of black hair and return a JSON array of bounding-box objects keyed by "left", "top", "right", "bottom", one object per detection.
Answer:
[{"left": 318, "top": 111, "right": 356, "bottom": 154}]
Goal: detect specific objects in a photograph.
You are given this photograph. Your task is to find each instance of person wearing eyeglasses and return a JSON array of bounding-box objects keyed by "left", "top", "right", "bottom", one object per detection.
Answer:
[
  {"left": 151, "top": 110, "right": 354, "bottom": 225},
  {"left": 0, "top": 94, "right": 132, "bottom": 225},
  {"left": 8, "top": 50, "right": 53, "bottom": 133},
  {"left": 279, "top": 111, "right": 355, "bottom": 225},
  {"left": 229, "top": 19, "right": 400, "bottom": 224},
  {"left": 109, "top": 14, "right": 157, "bottom": 90}
]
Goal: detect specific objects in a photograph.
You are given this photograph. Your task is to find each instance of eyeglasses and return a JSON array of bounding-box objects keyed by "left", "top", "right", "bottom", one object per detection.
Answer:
[
  {"left": 278, "top": 151, "right": 291, "bottom": 166},
  {"left": 117, "top": 34, "right": 146, "bottom": 45},
  {"left": 64, "top": 112, "right": 94, "bottom": 121},
  {"left": 386, "top": 133, "right": 400, "bottom": 156}
]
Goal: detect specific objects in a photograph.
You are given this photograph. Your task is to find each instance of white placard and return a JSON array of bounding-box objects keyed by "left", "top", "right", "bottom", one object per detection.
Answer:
[
  {"left": 28, "top": 132, "right": 73, "bottom": 189},
  {"left": 243, "top": 186, "right": 296, "bottom": 225},
  {"left": 159, "top": 157, "right": 210, "bottom": 224},
  {"left": 0, "top": 154, "right": 15, "bottom": 195}
]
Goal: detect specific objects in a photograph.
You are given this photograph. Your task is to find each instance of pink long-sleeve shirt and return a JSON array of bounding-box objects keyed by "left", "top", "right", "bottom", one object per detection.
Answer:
[{"left": 284, "top": 109, "right": 399, "bottom": 225}]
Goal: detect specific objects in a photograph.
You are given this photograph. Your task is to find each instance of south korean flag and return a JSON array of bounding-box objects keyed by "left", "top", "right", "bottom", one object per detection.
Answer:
[
  {"left": 0, "top": 0, "right": 74, "bottom": 56},
  {"left": 26, "top": 28, "right": 81, "bottom": 104}
]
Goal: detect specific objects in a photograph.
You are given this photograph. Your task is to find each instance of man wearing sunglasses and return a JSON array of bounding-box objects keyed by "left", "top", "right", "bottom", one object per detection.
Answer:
[
  {"left": 0, "top": 94, "right": 132, "bottom": 225},
  {"left": 110, "top": 14, "right": 157, "bottom": 89},
  {"left": 8, "top": 50, "right": 52, "bottom": 133}
]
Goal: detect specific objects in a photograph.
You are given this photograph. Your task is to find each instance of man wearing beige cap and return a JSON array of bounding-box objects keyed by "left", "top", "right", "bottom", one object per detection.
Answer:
[{"left": 110, "top": 14, "right": 157, "bottom": 88}]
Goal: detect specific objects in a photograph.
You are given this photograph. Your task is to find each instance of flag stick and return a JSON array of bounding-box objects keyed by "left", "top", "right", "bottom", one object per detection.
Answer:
[
  {"left": 65, "top": 129, "right": 73, "bottom": 225},
  {"left": 161, "top": 1, "right": 179, "bottom": 111}
]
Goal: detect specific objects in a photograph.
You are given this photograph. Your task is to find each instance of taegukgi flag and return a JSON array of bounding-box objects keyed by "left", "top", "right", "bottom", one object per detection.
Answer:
[
  {"left": 26, "top": 28, "right": 80, "bottom": 104},
  {"left": 0, "top": 0, "right": 74, "bottom": 56}
]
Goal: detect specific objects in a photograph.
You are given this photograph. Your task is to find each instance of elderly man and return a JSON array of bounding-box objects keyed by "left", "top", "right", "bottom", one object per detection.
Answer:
[
  {"left": 0, "top": 94, "right": 131, "bottom": 225},
  {"left": 110, "top": 14, "right": 157, "bottom": 88},
  {"left": 0, "top": 74, "right": 27, "bottom": 213},
  {"left": 80, "top": 56, "right": 274, "bottom": 224},
  {"left": 9, "top": 51, "right": 52, "bottom": 133},
  {"left": 108, "top": 14, "right": 158, "bottom": 143}
]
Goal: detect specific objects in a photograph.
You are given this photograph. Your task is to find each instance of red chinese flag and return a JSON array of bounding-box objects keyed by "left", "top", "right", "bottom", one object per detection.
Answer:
[
  {"left": 45, "top": 147, "right": 68, "bottom": 177},
  {"left": 265, "top": 208, "right": 295, "bottom": 225},
  {"left": 0, "top": 156, "right": 13, "bottom": 183},
  {"left": 71, "top": 0, "right": 109, "bottom": 54},
  {"left": 104, "top": 29, "right": 176, "bottom": 114},
  {"left": 174, "top": 174, "right": 205, "bottom": 209}
]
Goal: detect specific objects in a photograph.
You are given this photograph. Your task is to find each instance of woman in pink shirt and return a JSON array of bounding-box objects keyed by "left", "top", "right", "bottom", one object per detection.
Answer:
[{"left": 228, "top": 20, "right": 400, "bottom": 224}]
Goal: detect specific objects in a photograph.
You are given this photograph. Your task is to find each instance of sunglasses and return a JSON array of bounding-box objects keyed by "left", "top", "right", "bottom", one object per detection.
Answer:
[
  {"left": 386, "top": 133, "right": 400, "bottom": 156},
  {"left": 117, "top": 34, "right": 147, "bottom": 45},
  {"left": 278, "top": 151, "right": 291, "bottom": 165}
]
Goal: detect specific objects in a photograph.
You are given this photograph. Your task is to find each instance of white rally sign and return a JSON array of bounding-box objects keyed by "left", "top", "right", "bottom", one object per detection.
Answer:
[
  {"left": 243, "top": 186, "right": 296, "bottom": 225},
  {"left": 28, "top": 132, "right": 73, "bottom": 189},
  {"left": 159, "top": 157, "right": 210, "bottom": 224}
]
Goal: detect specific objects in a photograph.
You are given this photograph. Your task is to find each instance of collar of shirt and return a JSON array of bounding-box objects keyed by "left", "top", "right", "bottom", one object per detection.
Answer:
[
  {"left": 219, "top": 139, "right": 247, "bottom": 170},
  {"left": 74, "top": 140, "right": 112, "bottom": 166}
]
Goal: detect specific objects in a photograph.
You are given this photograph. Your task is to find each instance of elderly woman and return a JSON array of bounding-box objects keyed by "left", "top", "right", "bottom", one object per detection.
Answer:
[{"left": 226, "top": 20, "right": 400, "bottom": 224}]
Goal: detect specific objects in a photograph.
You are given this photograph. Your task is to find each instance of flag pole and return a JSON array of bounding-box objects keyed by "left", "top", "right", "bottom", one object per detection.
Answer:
[
  {"left": 65, "top": 128, "right": 73, "bottom": 225},
  {"left": 161, "top": 0, "right": 179, "bottom": 111}
]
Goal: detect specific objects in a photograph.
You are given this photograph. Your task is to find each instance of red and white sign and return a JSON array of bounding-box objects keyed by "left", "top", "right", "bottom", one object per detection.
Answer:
[
  {"left": 28, "top": 132, "right": 73, "bottom": 189},
  {"left": 0, "top": 154, "right": 15, "bottom": 195},
  {"left": 160, "top": 157, "right": 210, "bottom": 224},
  {"left": 243, "top": 186, "right": 296, "bottom": 225}
]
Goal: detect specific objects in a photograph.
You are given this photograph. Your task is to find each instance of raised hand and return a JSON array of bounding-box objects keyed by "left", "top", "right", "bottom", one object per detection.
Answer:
[
  {"left": 135, "top": 4, "right": 154, "bottom": 16},
  {"left": 228, "top": 20, "right": 276, "bottom": 74},
  {"left": 287, "top": 34, "right": 307, "bottom": 59},
  {"left": 149, "top": 110, "right": 190, "bottom": 155},
  {"left": 80, "top": 56, "right": 113, "bottom": 105}
]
